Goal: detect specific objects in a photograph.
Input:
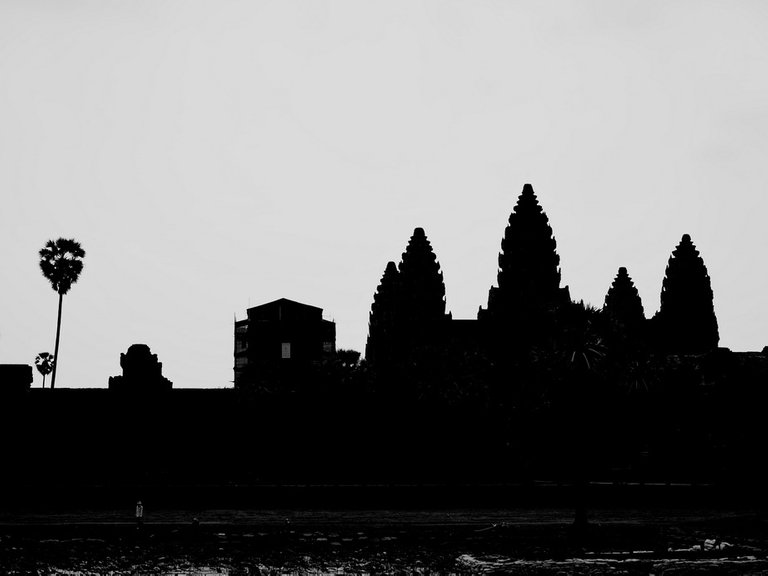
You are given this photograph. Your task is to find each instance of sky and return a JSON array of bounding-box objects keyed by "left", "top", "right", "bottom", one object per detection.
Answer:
[{"left": 2, "top": 1, "right": 768, "bottom": 389}]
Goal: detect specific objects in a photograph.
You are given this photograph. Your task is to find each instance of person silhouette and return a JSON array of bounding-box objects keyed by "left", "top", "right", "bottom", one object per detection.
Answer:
[{"left": 135, "top": 500, "right": 144, "bottom": 528}]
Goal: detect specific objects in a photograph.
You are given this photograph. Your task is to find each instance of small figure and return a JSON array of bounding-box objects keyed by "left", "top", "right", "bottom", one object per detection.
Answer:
[{"left": 135, "top": 500, "right": 144, "bottom": 528}]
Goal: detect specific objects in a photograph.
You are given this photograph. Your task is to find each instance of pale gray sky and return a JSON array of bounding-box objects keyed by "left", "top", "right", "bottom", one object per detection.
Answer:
[{"left": 2, "top": 1, "right": 768, "bottom": 388}]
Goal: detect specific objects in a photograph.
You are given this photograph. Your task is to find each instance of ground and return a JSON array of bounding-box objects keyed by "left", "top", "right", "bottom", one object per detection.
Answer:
[{"left": 1, "top": 508, "right": 767, "bottom": 574}]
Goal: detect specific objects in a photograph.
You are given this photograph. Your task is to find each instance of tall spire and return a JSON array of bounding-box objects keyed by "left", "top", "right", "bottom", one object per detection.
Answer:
[
  {"left": 398, "top": 227, "right": 446, "bottom": 326},
  {"left": 366, "top": 261, "right": 402, "bottom": 364},
  {"left": 604, "top": 267, "right": 645, "bottom": 329},
  {"left": 486, "top": 183, "right": 563, "bottom": 318},
  {"left": 366, "top": 228, "right": 448, "bottom": 366},
  {"left": 656, "top": 234, "right": 719, "bottom": 354}
]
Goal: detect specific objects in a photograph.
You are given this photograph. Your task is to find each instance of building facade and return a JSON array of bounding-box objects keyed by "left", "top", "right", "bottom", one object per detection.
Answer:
[{"left": 234, "top": 298, "right": 336, "bottom": 388}]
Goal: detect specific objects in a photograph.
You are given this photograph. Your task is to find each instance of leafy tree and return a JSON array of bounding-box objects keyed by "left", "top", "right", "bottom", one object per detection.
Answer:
[
  {"left": 335, "top": 348, "right": 361, "bottom": 368},
  {"left": 34, "top": 352, "right": 55, "bottom": 388},
  {"left": 551, "top": 301, "right": 606, "bottom": 529},
  {"left": 554, "top": 301, "right": 606, "bottom": 375},
  {"left": 655, "top": 234, "right": 719, "bottom": 354},
  {"left": 312, "top": 349, "right": 367, "bottom": 403},
  {"left": 39, "top": 238, "right": 85, "bottom": 388}
]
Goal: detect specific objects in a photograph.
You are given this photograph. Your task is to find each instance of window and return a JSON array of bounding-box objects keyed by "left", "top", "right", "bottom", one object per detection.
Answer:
[
  {"left": 235, "top": 324, "right": 248, "bottom": 352},
  {"left": 281, "top": 342, "right": 291, "bottom": 359}
]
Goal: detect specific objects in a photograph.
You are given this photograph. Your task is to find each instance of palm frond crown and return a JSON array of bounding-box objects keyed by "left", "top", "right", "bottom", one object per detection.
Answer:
[{"left": 39, "top": 238, "right": 85, "bottom": 295}]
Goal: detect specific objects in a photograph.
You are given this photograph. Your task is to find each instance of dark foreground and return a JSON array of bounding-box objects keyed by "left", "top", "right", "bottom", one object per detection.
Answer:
[{"left": 2, "top": 509, "right": 768, "bottom": 575}]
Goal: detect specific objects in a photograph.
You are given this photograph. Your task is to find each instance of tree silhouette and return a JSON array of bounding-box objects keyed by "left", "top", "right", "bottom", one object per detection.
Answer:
[
  {"left": 603, "top": 267, "right": 645, "bottom": 345},
  {"left": 552, "top": 301, "right": 606, "bottom": 529},
  {"left": 655, "top": 234, "right": 719, "bottom": 354},
  {"left": 34, "top": 352, "right": 55, "bottom": 388},
  {"left": 39, "top": 238, "right": 85, "bottom": 389}
]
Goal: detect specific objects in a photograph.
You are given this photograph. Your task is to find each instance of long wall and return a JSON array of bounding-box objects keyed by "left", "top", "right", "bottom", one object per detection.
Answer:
[{"left": 2, "top": 350, "right": 767, "bottom": 495}]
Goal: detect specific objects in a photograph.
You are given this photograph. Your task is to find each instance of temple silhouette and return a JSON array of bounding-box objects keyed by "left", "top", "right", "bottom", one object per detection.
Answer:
[
  {"left": 1, "top": 183, "right": 766, "bottom": 507},
  {"left": 363, "top": 183, "right": 723, "bottom": 389},
  {"left": 108, "top": 344, "right": 173, "bottom": 392}
]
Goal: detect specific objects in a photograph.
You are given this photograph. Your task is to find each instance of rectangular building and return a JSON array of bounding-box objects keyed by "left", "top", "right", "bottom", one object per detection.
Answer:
[{"left": 234, "top": 298, "right": 336, "bottom": 388}]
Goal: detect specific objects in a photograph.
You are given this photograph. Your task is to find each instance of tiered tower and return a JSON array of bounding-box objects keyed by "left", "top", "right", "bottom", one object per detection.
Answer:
[
  {"left": 365, "top": 228, "right": 449, "bottom": 366},
  {"left": 603, "top": 266, "right": 645, "bottom": 340},
  {"left": 480, "top": 184, "right": 569, "bottom": 346},
  {"left": 655, "top": 234, "right": 719, "bottom": 354}
]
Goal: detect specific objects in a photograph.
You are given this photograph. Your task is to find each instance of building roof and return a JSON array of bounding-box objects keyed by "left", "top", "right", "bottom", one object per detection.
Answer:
[{"left": 247, "top": 298, "right": 324, "bottom": 313}]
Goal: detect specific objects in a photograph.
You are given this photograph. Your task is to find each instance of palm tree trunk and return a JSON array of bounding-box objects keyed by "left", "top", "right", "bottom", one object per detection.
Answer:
[
  {"left": 51, "top": 292, "right": 63, "bottom": 389},
  {"left": 42, "top": 374, "right": 46, "bottom": 389}
]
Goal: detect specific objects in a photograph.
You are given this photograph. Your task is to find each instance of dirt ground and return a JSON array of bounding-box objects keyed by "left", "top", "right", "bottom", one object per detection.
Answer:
[{"left": 1, "top": 508, "right": 767, "bottom": 574}]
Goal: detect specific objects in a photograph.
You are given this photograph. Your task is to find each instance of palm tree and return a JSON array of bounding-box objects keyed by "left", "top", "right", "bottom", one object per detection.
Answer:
[
  {"left": 39, "top": 238, "right": 85, "bottom": 389},
  {"left": 552, "top": 301, "right": 606, "bottom": 530},
  {"left": 34, "top": 352, "right": 55, "bottom": 388}
]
